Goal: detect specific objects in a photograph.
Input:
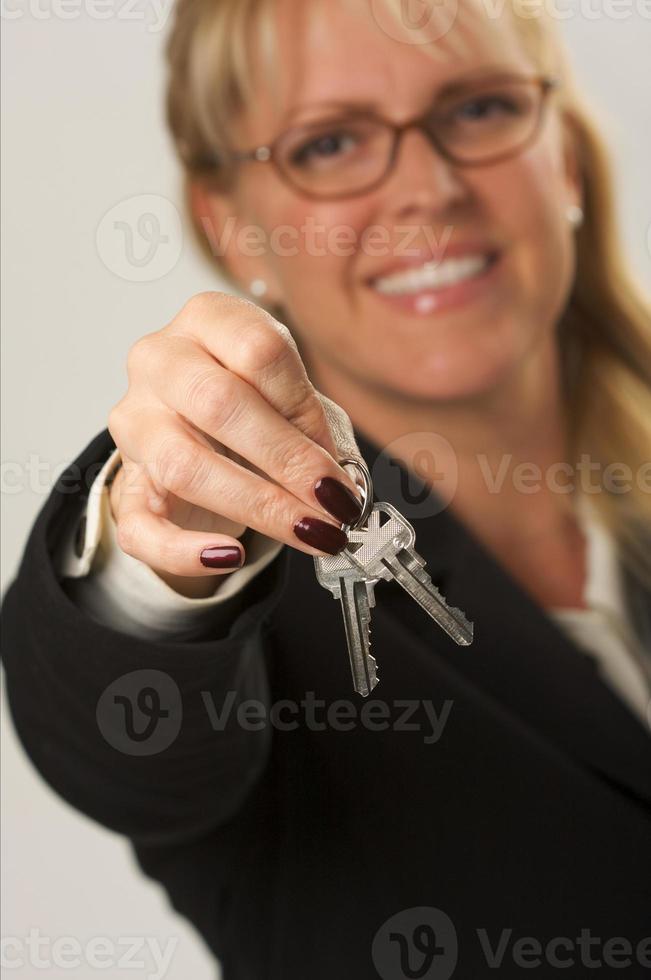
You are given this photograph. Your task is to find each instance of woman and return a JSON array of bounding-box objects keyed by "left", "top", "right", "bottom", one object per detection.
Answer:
[{"left": 3, "top": 0, "right": 650, "bottom": 976}]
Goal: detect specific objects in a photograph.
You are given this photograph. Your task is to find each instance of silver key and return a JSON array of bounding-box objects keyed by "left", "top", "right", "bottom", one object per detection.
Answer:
[
  {"left": 344, "top": 502, "right": 474, "bottom": 647},
  {"left": 315, "top": 555, "right": 380, "bottom": 697}
]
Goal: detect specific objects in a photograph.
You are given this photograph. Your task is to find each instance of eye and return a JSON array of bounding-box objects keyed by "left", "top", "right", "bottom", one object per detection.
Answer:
[
  {"left": 290, "top": 130, "right": 358, "bottom": 167},
  {"left": 454, "top": 94, "right": 523, "bottom": 123}
]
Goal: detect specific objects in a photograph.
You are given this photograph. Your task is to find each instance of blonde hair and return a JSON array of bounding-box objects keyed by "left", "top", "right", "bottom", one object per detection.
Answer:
[{"left": 165, "top": 0, "right": 651, "bottom": 584}]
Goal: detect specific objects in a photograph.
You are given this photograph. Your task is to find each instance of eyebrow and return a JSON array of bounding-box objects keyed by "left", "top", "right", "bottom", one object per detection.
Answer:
[{"left": 281, "top": 66, "right": 521, "bottom": 126}]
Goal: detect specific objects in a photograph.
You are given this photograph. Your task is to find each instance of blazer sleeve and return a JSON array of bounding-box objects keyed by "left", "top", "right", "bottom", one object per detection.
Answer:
[{"left": 0, "top": 429, "right": 288, "bottom": 848}]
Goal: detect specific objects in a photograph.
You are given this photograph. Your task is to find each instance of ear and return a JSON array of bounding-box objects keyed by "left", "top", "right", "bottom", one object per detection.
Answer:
[{"left": 188, "top": 180, "right": 283, "bottom": 304}]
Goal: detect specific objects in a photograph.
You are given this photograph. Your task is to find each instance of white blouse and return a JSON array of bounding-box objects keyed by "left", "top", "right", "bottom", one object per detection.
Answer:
[
  {"left": 59, "top": 449, "right": 650, "bottom": 726},
  {"left": 548, "top": 494, "right": 650, "bottom": 724}
]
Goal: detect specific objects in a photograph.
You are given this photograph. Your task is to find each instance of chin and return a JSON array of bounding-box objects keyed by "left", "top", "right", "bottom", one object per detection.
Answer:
[{"left": 367, "top": 319, "right": 529, "bottom": 404}]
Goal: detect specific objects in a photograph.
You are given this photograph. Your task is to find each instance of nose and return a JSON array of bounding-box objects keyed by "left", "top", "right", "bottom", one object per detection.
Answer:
[{"left": 384, "top": 125, "right": 468, "bottom": 216}]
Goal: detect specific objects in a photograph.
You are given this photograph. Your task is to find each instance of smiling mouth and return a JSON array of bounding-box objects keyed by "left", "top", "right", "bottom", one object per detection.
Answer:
[{"left": 369, "top": 252, "right": 500, "bottom": 296}]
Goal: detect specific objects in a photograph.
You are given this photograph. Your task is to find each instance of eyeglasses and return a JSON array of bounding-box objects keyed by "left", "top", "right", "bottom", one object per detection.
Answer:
[{"left": 212, "top": 74, "right": 559, "bottom": 201}]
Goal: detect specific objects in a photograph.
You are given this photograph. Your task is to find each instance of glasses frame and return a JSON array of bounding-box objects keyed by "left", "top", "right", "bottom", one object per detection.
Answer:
[{"left": 224, "top": 74, "right": 560, "bottom": 201}]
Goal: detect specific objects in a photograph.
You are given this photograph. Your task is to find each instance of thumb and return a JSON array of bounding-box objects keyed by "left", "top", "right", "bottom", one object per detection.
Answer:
[{"left": 317, "top": 392, "right": 370, "bottom": 501}]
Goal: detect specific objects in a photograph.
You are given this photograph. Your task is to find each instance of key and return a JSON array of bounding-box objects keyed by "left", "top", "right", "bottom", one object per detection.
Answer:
[
  {"left": 315, "top": 553, "right": 380, "bottom": 697},
  {"left": 344, "top": 502, "right": 474, "bottom": 647}
]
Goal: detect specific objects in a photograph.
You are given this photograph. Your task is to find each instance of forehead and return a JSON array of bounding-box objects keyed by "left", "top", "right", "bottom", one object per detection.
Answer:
[{"left": 242, "top": 0, "right": 534, "bottom": 137}]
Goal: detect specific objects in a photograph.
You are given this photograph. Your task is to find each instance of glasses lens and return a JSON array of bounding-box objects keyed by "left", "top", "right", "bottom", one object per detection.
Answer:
[
  {"left": 431, "top": 79, "right": 544, "bottom": 163},
  {"left": 277, "top": 117, "right": 393, "bottom": 196}
]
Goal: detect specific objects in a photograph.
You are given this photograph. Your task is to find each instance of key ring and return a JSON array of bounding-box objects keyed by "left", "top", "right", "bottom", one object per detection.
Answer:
[{"left": 339, "top": 457, "right": 374, "bottom": 530}]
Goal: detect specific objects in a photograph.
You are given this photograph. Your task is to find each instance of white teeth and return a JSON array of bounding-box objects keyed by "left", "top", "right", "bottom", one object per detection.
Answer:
[{"left": 372, "top": 254, "right": 491, "bottom": 296}]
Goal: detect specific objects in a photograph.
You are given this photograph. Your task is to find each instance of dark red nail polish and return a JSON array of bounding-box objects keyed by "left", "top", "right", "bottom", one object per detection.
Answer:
[
  {"left": 293, "top": 517, "right": 348, "bottom": 555},
  {"left": 200, "top": 546, "right": 243, "bottom": 569},
  {"left": 314, "top": 477, "right": 363, "bottom": 526}
]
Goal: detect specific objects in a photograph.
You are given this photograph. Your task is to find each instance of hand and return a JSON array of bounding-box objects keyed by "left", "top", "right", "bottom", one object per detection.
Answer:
[{"left": 108, "top": 292, "right": 365, "bottom": 595}]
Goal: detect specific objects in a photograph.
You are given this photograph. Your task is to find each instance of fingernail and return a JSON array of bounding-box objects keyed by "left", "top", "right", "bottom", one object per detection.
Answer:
[
  {"left": 293, "top": 517, "right": 348, "bottom": 555},
  {"left": 314, "top": 476, "right": 363, "bottom": 526},
  {"left": 200, "top": 546, "right": 243, "bottom": 569}
]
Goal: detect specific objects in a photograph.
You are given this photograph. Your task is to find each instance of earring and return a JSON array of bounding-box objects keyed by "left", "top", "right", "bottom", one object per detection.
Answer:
[
  {"left": 566, "top": 204, "right": 584, "bottom": 229},
  {"left": 249, "top": 279, "right": 268, "bottom": 299}
]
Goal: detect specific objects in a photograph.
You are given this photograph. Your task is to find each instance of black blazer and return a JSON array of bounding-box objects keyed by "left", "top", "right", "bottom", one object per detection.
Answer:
[{"left": 2, "top": 429, "right": 650, "bottom": 980}]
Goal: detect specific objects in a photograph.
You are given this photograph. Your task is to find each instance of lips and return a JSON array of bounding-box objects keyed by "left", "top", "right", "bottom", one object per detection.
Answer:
[
  {"left": 372, "top": 254, "right": 495, "bottom": 296},
  {"left": 366, "top": 242, "right": 501, "bottom": 297}
]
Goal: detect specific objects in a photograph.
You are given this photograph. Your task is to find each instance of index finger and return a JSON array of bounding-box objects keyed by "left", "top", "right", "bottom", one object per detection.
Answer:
[{"left": 171, "top": 292, "right": 338, "bottom": 458}]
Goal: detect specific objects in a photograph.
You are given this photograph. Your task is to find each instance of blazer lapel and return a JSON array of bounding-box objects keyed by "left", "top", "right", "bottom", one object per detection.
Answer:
[
  {"left": 356, "top": 432, "right": 651, "bottom": 806},
  {"left": 622, "top": 563, "right": 651, "bottom": 685}
]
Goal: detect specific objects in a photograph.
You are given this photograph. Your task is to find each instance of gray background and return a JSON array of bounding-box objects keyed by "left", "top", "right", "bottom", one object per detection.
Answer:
[{"left": 2, "top": 4, "right": 650, "bottom": 977}]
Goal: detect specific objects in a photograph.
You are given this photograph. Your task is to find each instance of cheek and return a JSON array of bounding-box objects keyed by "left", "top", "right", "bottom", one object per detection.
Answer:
[
  {"left": 266, "top": 197, "right": 365, "bottom": 275},
  {"left": 257, "top": 191, "right": 370, "bottom": 331},
  {"left": 483, "top": 142, "right": 575, "bottom": 310}
]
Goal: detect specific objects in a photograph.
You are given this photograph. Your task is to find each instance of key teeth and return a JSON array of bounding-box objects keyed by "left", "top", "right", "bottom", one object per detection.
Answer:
[
  {"left": 451, "top": 605, "right": 472, "bottom": 624},
  {"left": 358, "top": 655, "right": 379, "bottom": 697},
  {"left": 455, "top": 615, "right": 474, "bottom": 645}
]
